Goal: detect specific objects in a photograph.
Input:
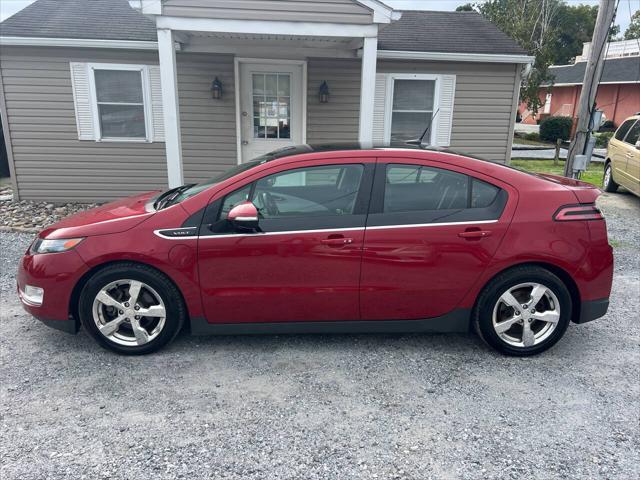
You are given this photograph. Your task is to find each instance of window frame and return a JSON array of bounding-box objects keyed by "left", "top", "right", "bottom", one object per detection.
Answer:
[
  {"left": 383, "top": 74, "right": 441, "bottom": 146},
  {"left": 87, "top": 63, "right": 154, "bottom": 143},
  {"left": 201, "top": 161, "right": 376, "bottom": 236},
  {"left": 621, "top": 120, "right": 640, "bottom": 145},
  {"left": 366, "top": 161, "right": 508, "bottom": 228}
]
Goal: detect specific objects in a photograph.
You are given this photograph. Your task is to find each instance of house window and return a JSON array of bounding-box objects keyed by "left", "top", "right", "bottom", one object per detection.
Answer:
[
  {"left": 390, "top": 79, "right": 436, "bottom": 145},
  {"left": 88, "top": 64, "right": 152, "bottom": 141}
]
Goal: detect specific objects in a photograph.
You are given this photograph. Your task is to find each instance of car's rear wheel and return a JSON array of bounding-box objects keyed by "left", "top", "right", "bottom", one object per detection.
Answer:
[
  {"left": 79, "top": 263, "right": 186, "bottom": 355},
  {"left": 603, "top": 162, "right": 619, "bottom": 192},
  {"left": 473, "top": 266, "right": 572, "bottom": 356}
]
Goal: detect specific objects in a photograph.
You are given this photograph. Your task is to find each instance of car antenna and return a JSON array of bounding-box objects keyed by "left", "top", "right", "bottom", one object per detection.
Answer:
[{"left": 405, "top": 108, "right": 440, "bottom": 147}]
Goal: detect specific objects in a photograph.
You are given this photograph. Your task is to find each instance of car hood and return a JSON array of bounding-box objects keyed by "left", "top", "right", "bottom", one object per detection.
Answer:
[{"left": 40, "top": 191, "right": 160, "bottom": 240}]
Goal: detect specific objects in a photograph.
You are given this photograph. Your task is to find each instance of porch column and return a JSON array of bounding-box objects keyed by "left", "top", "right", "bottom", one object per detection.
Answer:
[
  {"left": 358, "top": 36, "right": 378, "bottom": 146},
  {"left": 157, "top": 28, "right": 184, "bottom": 188}
]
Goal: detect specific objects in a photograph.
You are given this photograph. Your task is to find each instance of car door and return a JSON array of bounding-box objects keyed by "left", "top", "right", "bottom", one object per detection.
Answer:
[
  {"left": 619, "top": 120, "right": 640, "bottom": 196},
  {"left": 197, "top": 159, "right": 375, "bottom": 324},
  {"left": 360, "top": 159, "right": 514, "bottom": 321},
  {"left": 609, "top": 119, "right": 637, "bottom": 190}
]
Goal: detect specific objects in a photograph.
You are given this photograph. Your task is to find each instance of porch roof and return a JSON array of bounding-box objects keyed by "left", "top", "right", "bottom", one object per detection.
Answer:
[{"left": 1, "top": 0, "right": 526, "bottom": 57}]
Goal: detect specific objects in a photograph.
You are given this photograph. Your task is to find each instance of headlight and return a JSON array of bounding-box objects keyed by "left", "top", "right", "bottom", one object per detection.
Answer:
[{"left": 30, "top": 237, "right": 84, "bottom": 254}]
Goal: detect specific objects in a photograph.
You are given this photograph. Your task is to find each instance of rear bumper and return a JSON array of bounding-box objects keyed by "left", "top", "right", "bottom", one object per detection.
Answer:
[{"left": 576, "top": 298, "right": 609, "bottom": 324}]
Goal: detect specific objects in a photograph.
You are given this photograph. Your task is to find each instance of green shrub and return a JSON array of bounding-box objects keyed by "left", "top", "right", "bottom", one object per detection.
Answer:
[
  {"left": 595, "top": 132, "right": 613, "bottom": 147},
  {"left": 540, "top": 116, "right": 573, "bottom": 142},
  {"left": 524, "top": 132, "right": 541, "bottom": 141}
]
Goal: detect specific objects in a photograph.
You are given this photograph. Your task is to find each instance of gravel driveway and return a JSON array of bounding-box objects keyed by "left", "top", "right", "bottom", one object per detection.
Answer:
[{"left": 1, "top": 192, "right": 638, "bottom": 480}]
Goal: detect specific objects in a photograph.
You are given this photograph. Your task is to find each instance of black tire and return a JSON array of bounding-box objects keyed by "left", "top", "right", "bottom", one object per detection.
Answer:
[
  {"left": 79, "top": 262, "right": 186, "bottom": 355},
  {"left": 473, "top": 266, "right": 572, "bottom": 356},
  {"left": 603, "top": 162, "right": 619, "bottom": 193}
]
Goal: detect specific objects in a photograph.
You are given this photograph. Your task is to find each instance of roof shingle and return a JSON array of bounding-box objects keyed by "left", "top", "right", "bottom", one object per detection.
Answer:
[
  {"left": 378, "top": 11, "right": 527, "bottom": 55},
  {"left": 548, "top": 56, "right": 640, "bottom": 85},
  {"left": 0, "top": 1, "right": 525, "bottom": 56},
  {"left": 0, "top": 0, "right": 157, "bottom": 41}
]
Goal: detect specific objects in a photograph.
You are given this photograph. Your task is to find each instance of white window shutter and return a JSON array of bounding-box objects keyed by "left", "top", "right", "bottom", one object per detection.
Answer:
[
  {"left": 69, "top": 62, "right": 95, "bottom": 140},
  {"left": 372, "top": 73, "right": 387, "bottom": 144},
  {"left": 434, "top": 74, "right": 456, "bottom": 147},
  {"left": 148, "top": 66, "right": 165, "bottom": 142}
]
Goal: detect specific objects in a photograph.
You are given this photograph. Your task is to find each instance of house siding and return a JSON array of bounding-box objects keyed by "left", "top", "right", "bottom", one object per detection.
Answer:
[
  {"left": 162, "top": 0, "right": 373, "bottom": 24},
  {"left": 0, "top": 47, "right": 238, "bottom": 201},
  {"left": 307, "top": 58, "right": 361, "bottom": 144},
  {"left": 0, "top": 47, "right": 167, "bottom": 202},
  {"left": 378, "top": 60, "right": 518, "bottom": 162},
  {"left": 176, "top": 53, "right": 237, "bottom": 184}
]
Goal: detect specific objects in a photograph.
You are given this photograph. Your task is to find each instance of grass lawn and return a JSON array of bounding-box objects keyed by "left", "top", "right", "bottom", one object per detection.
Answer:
[
  {"left": 511, "top": 159, "right": 604, "bottom": 187},
  {"left": 512, "top": 137, "right": 555, "bottom": 147}
]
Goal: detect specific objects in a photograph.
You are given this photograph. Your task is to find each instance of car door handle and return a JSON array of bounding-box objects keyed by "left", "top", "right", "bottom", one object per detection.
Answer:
[
  {"left": 321, "top": 236, "right": 354, "bottom": 247},
  {"left": 458, "top": 230, "right": 492, "bottom": 239}
]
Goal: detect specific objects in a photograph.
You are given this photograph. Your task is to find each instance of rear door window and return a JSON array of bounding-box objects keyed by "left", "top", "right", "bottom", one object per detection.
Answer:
[
  {"left": 367, "top": 163, "right": 507, "bottom": 227},
  {"left": 623, "top": 121, "right": 640, "bottom": 145},
  {"left": 614, "top": 119, "right": 637, "bottom": 141}
]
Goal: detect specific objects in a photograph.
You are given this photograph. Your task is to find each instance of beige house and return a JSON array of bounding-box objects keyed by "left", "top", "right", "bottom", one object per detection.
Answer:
[{"left": 0, "top": 0, "right": 533, "bottom": 202}]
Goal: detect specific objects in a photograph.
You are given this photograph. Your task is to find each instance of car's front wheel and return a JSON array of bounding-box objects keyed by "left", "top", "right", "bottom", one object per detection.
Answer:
[
  {"left": 473, "top": 266, "right": 572, "bottom": 356},
  {"left": 79, "top": 263, "right": 186, "bottom": 355},
  {"left": 603, "top": 162, "right": 619, "bottom": 193}
]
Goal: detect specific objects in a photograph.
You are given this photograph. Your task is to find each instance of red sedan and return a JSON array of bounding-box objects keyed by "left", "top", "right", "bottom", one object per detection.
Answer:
[{"left": 17, "top": 145, "right": 613, "bottom": 356}]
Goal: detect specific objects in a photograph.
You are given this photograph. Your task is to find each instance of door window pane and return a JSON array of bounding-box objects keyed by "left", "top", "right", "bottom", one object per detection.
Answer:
[
  {"left": 252, "top": 73, "right": 291, "bottom": 140},
  {"left": 253, "top": 165, "right": 364, "bottom": 218},
  {"left": 390, "top": 79, "right": 436, "bottom": 146},
  {"left": 384, "top": 165, "right": 469, "bottom": 212},
  {"left": 94, "top": 69, "right": 146, "bottom": 139}
]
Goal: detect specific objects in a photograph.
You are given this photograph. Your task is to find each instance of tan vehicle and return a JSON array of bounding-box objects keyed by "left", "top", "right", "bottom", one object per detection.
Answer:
[{"left": 603, "top": 114, "right": 640, "bottom": 197}]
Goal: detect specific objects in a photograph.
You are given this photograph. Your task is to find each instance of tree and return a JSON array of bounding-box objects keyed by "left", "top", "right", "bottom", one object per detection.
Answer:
[
  {"left": 477, "top": 0, "right": 562, "bottom": 114},
  {"left": 624, "top": 10, "right": 640, "bottom": 39},
  {"left": 456, "top": 3, "right": 476, "bottom": 12},
  {"left": 553, "top": 4, "right": 598, "bottom": 64}
]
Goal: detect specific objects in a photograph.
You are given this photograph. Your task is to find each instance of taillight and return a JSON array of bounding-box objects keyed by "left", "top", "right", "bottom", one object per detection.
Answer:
[{"left": 553, "top": 203, "right": 604, "bottom": 221}]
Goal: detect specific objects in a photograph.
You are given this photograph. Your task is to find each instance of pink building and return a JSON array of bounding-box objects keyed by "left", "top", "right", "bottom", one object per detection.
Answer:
[{"left": 521, "top": 48, "right": 640, "bottom": 127}]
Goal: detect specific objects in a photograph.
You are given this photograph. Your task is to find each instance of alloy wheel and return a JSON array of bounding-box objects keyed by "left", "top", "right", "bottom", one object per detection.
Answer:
[
  {"left": 491, "top": 282, "right": 561, "bottom": 348},
  {"left": 92, "top": 279, "right": 167, "bottom": 346},
  {"left": 603, "top": 166, "right": 611, "bottom": 188}
]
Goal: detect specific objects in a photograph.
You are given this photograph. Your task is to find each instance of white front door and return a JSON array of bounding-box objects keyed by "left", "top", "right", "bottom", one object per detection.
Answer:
[{"left": 239, "top": 62, "right": 304, "bottom": 162}]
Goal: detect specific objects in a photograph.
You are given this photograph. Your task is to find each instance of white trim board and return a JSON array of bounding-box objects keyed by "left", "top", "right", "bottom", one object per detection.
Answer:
[
  {"left": 156, "top": 17, "right": 379, "bottom": 38},
  {"left": 0, "top": 36, "right": 166, "bottom": 50},
  {"left": 375, "top": 50, "right": 535, "bottom": 64}
]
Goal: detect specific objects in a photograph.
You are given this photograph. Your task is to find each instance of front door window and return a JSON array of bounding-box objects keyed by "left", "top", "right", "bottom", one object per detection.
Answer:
[{"left": 252, "top": 73, "right": 291, "bottom": 139}]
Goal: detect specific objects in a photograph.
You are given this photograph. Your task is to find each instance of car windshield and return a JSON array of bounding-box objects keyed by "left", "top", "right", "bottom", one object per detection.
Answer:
[{"left": 156, "top": 145, "right": 315, "bottom": 209}]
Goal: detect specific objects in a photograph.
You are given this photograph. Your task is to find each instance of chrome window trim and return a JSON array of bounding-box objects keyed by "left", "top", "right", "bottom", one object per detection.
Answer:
[{"left": 153, "top": 220, "right": 498, "bottom": 240}]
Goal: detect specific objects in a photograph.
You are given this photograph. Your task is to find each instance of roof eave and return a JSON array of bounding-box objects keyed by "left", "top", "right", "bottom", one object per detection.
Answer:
[{"left": 375, "top": 50, "right": 534, "bottom": 64}]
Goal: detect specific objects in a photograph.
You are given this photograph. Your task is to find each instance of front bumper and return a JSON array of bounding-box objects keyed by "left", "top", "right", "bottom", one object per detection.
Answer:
[
  {"left": 576, "top": 298, "right": 609, "bottom": 324},
  {"left": 17, "top": 248, "right": 88, "bottom": 333}
]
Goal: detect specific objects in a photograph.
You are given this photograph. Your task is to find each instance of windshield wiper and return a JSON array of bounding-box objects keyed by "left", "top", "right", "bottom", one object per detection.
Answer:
[{"left": 155, "top": 184, "right": 195, "bottom": 210}]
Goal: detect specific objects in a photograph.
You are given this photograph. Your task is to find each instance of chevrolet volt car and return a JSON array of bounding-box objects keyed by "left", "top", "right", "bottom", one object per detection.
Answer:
[{"left": 18, "top": 145, "right": 613, "bottom": 356}]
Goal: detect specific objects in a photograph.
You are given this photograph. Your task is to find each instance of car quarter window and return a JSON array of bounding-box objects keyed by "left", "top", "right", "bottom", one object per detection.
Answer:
[
  {"left": 367, "top": 163, "right": 507, "bottom": 227},
  {"left": 614, "top": 119, "right": 637, "bottom": 141}
]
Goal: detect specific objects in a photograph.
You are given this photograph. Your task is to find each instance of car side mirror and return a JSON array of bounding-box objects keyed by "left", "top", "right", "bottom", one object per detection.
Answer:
[
  {"left": 227, "top": 201, "right": 260, "bottom": 231},
  {"left": 636, "top": 140, "right": 640, "bottom": 150}
]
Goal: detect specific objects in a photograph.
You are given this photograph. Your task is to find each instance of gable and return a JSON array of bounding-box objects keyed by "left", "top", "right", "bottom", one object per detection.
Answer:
[{"left": 162, "top": 0, "right": 374, "bottom": 24}]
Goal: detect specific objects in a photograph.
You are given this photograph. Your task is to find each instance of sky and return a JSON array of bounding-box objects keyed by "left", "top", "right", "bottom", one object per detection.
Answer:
[{"left": 0, "top": 0, "right": 637, "bottom": 32}]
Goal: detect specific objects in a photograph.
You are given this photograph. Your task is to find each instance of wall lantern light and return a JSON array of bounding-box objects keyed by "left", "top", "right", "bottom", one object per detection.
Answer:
[
  {"left": 319, "top": 81, "right": 330, "bottom": 103},
  {"left": 211, "top": 77, "right": 223, "bottom": 100}
]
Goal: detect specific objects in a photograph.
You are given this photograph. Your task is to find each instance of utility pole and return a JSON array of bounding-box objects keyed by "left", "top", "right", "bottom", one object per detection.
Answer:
[{"left": 564, "top": 0, "right": 617, "bottom": 177}]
